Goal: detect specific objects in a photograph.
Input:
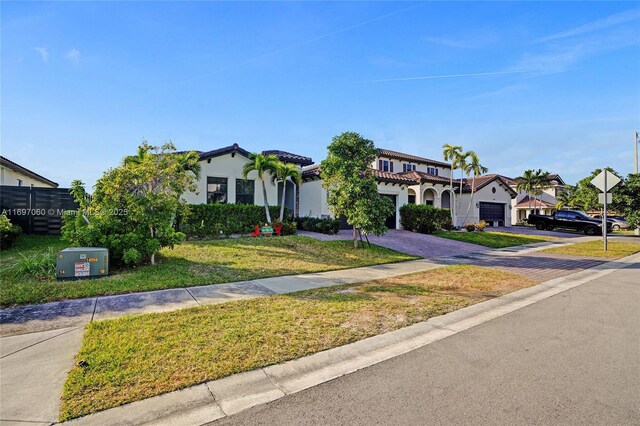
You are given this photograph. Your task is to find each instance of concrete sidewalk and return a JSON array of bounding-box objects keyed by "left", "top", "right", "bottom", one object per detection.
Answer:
[
  {"left": 0, "top": 238, "right": 575, "bottom": 337},
  {"left": 56, "top": 252, "right": 640, "bottom": 426}
]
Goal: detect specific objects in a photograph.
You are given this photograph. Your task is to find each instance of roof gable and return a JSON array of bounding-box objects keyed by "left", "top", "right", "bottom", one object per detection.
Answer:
[
  {"left": 377, "top": 148, "right": 450, "bottom": 168},
  {"left": 262, "top": 150, "right": 313, "bottom": 166},
  {"left": 0, "top": 156, "right": 58, "bottom": 187}
]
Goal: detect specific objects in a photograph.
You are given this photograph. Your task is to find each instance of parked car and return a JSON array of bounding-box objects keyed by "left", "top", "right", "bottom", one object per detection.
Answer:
[
  {"left": 528, "top": 210, "right": 613, "bottom": 235},
  {"left": 592, "top": 215, "right": 629, "bottom": 231}
]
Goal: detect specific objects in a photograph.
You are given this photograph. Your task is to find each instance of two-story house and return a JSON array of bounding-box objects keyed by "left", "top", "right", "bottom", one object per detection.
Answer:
[{"left": 503, "top": 174, "right": 566, "bottom": 225}]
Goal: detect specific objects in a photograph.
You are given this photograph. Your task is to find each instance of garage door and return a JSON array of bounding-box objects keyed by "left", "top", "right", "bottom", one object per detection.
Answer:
[
  {"left": 380, "top": 194, "right": 397, "bottom": 229},
  {"left": 479, "top": 202, "right": 505, "bottom": 224}
]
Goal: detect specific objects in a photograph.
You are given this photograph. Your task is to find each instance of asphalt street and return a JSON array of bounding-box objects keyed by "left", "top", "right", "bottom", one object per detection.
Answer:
[{"left": 217, "top": 263, "right": 640, "bottom": 425}]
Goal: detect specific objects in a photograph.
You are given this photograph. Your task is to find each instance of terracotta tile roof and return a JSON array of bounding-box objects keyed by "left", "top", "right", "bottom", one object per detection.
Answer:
[
  {"left": 514, "top": 196, "right": 556, "bottom": 209},
  {"left": 502, "top": 173, "right": 565, "bottom": 187},
  {"left": 301, "top": 165, "right": 416, "bottom": 185},
  {"left": 377, "top": 148, "right": 451, "bottom": 168},
  {"left": 398, "top": 170, "right": 453, "bottom": 185},
  {"left": 262, "top": 150, "right": 313, "bottom": 166},
  {"left": 459, "top": 174, "right": 518, "bottom": 196},
  {"left": 199, "top": 143, "right": 251, "bottom": 161}
]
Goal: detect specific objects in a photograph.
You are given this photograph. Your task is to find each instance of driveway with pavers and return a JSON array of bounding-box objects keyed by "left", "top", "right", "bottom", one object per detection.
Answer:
[{"left": 298, "top": 229, "right": 491, "bottom": 258}]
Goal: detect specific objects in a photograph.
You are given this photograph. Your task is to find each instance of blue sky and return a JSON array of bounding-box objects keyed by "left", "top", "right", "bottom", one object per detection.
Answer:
[{"left": 2, "top": 1, "right": 639, "bottom": 187}]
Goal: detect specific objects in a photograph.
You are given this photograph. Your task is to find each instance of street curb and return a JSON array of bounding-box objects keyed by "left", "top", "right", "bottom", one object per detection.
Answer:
[{"left": 61, "top": 252, "right": 640, "bottom": 425}]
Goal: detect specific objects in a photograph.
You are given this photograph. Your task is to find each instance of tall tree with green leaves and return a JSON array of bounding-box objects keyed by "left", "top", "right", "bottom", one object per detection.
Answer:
[
  {"left": 462, "top": 151, "right": 489, "bottom": 223},
  {"left": 532, "top": 169, "right": 552, "bottom": 206},
  {"left": 271, "top": 162, "right": 302, "bottom": 222},
  {"left": 63, "top": 142, "right": 199, "bottom": 266},
  {"left": 242, "top": 153, "right": 280, "bottom": 223},
  {"left": 516, "top": 169, "right": 537, "bottom": 211},
  {"left": 321, "top": 132, "right": 394, "bottom": 249},
  {"left": 442, "top": 144, "right": 462, "bottom": 223},
  {"left": 554, "top": 184, "right": 578, "bottom": 210}
]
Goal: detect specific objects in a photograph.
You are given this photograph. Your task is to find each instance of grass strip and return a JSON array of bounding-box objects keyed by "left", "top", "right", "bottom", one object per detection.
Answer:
[
  {"left": 434, "top": 230, "right": 552, "bottom": 248},
  {"left": 60, "top": 264, "right": 535, "bottom": 420},
  {"left": 0, "top": 235, "right": 417, "bottom": 307},
  {"left": 542, "top": 241, "right": 640, "bottom": 258}
]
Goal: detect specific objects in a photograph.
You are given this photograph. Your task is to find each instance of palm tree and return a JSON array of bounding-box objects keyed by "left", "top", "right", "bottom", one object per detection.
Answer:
[
  {"left": 532, "top": 169, "right": 552, "bottom": 208},
  {"left": 442, "top": 144, "right": 462, "bottom": 223},
  {"left": 463, "top": 152, "right": 488, "bottom": 223},
  {"left": 455, "top": 151, "right": 471, "bottom": 220},
  {"left": 555, "top": 184, "right": 576, "bottom": 210},
  {"left": 516, "top": 169, "right": 537, "bottom": 212},
  {"left": 242, "top": 153, "right": 280, "bottom": 223},
  {"left": 272, "top": 162, "right": 302, "bottom": 222}
]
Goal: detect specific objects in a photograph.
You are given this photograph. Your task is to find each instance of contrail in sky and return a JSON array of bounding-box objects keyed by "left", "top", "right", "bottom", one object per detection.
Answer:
[{"left": 365, "top": 70, "right": 531, "bottom": 83}]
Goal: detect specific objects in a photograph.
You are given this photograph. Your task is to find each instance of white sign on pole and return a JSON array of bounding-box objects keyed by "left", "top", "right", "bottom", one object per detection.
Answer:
[
  {"left": 598, "top": 193, "right": 612, "bottom": 204},
  {"left": 591, "top": 170, "right": 620, "bottom": 192}
]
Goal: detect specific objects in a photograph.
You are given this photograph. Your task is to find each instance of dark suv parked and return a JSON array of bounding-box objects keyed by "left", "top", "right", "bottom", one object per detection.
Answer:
[{"left": 528, "top": 210, "right": 613, "bottom": 235}]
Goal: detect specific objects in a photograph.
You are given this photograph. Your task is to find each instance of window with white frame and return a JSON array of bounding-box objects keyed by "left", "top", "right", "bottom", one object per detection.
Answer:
[
  {"left": 403, "top": 163, "right": 416, "bottom": 172},
  {"left": 427, "top": 166, "right": 438, "bottom": 176}
]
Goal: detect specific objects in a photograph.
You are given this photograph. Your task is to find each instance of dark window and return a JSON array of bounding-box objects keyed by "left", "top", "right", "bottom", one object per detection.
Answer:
[
  {"left": 207, "top": 177, "right": 228, "bottom": 203},
  {"left": 17, "top": 179, "right": 23, "bottom": 187},
  {"left": 235, "top": 179, "right": 255, "bottom": 204},
  {"left": 378, "top": 159, "right": 383, "bottom": 170},
  {"left": 379, "top": 160, "right": 389, "bottom": 172},
  {"left": 390, "top": 161, "right": 394, "bottom": 172},
  {"left": 427, "top": 166, "right": 438, "bottom": 175},
  {"left": 408, "top": 195, "right": 416, "bottom": 204}
]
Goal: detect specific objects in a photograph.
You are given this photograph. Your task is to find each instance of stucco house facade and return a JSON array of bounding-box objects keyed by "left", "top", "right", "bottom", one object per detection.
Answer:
[
  {"left": 502, "top": 174, "right": 566, "bottom": 225},
  {"left": 455, "top": 174, "right": 518, "bottom": 227},
  {"left": 300, "top": 148, "right": 454, "bottom": 230},
  {"left": 0, "top": 156, "right": 58, "bottom": 188},
  {"left": 181, "top": 144, "right": 313, "bottom": 216}
]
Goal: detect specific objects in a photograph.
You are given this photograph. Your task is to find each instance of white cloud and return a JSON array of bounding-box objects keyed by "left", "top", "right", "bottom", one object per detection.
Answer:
[
  {"left": 34, "top": 47, "right": 49, "bottom": 62},
  {"left": 66, "top": 48, "right": 81, "bottom": 65},
  {"left": 536, "top": 8, "right": 640, "bottom": 43}
]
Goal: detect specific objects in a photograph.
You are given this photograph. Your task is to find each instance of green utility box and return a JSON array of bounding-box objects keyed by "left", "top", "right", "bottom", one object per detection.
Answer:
[{"left": 56, "top": 248, "right": 109, "bottom": 279}]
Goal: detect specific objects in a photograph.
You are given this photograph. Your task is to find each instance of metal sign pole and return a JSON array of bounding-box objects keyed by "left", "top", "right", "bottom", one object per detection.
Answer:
[{"left": 603, "top": 172, "right": 607, "bottom": 252}]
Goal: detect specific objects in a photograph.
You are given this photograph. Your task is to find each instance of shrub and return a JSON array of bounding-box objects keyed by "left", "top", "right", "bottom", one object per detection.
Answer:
[
  {"left": 9, "top": 248, "right": 56, "bottom": 279},
  {"left": 475, "top": 220, "right": 487, "bottom": 231},
  {"left": 181, "top": 204, "right": 290, "bottom": 238},
  {"left": 465, "top": 223, "right": 476, "bottom": 232},
  {"left": 273, "top": 220, "right": 297, "bottom": 236},
  {"left": 0, "top": 214, "right": 22, "bottom": 250},
  {"left": 296, "top": 216, "right": 341, "bottom": 235},
  {"left": 62, "top": 142, "right": 198, "bottom": 266},
  {"left": 399, "top": 204, "right": 450, "bottom": 234}
]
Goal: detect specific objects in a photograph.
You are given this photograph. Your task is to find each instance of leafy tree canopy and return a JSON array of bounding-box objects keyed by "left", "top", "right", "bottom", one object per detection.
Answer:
[
  {"left": 63, "top": 141, "right": 200, "bottom": 266},
  {"left": 320, "top": 132, "right": 394, "bottom": 248}
]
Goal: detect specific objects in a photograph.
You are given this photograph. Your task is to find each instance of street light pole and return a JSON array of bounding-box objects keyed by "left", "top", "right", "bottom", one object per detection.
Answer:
[{"left": 635, "top": 131, "right": 639, "bottom": 175}]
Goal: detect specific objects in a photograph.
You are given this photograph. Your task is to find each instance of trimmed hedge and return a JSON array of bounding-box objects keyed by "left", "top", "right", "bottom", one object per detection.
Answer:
[
  {"left": 180, "top": 204, "right": 292, "bottom": 238},
  {"left": 399, "top": 204, "right": 451, "bottom": 234},
  {"left": 296, "top": 216, "right": 341, "bottom": 235}
]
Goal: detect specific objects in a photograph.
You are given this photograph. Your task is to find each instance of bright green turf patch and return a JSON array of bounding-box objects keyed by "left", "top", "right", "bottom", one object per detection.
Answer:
[{"left": 434, "top": 230, "right": 553, "bottom": 248}]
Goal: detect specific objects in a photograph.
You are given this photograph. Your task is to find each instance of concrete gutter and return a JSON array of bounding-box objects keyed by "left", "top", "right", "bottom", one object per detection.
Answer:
[{"left": 62, "top": 252, "right": 640, "bottom": 426}]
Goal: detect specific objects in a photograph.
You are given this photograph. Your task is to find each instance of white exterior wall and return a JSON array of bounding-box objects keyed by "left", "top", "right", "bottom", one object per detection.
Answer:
[
  {"left": 182, "top": 153, "right": 278, "bottom": 205},
  {"left": 373, "top": 156, "right": 452, "bottom": 178},
  {"left": 299, "top": 179, "right": 332, "bottom": 218},
  {"left": 298, "top": 178, "right": 408, "bottom": 229},
  {"left": 456, "top": 181, "right": 513, "bottom": 228},
  {"left": 377, "top": 183, "right": 408, "bottom": 230},
  {"left": 0, "top": 165, "right": 57, "bottom": 188}
]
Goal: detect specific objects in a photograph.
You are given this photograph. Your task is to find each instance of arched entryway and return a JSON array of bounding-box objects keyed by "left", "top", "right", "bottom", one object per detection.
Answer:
[
  {"left": 441, "top": 190, "right": 452, "bottom": 209},
  {"left": 423, "top": 188, "right": 436, "bottom": 206}
]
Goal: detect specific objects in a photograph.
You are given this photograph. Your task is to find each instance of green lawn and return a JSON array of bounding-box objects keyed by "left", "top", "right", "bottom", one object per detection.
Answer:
[
  {"left": 434, "top": 230, "right": 553, "bottom": 248},
  {"left": 543, "top": 241, "right": 640, "bottom": 258},
  {"left": 0, "top": 235, "right": 417, "bottom": 308},
  {"left": 60, "top": 264, "right": 534, "bottom": 421}
]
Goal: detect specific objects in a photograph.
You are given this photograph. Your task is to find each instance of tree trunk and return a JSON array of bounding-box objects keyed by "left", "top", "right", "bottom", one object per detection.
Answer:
[
  {"left": 464, "top": 176, "right": 476, "bottom": 224},
  {"left": 149, "top": 224, "right": 156, "bottom": 265},
  {"left": 262, "top": 179, "right": 272, "bottom": 223},
  {"left": 353, "top": 225, "right": 358, "bottom": 249},
  {"left": 449, "top": 170, "right": 454, "bottom": 225},
  {"left": 279, "top": 179, "right": 287, "bottom": 222}
]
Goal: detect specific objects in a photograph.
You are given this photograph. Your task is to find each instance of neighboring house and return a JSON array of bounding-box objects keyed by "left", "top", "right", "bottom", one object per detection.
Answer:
[
  {"left": 181, "top": 144, "right": 313, "bottom": 216},
  {"left": 455, "top": 174, "right": 518, "bottom": 228},
  {"left": 0, "top": 156, "right": 58, "bottom": 188},
  {"left": 503, "top": 174, "right": 566, "bottom": 225},
  {"left": 300, "top": 148, "right": 454, "bottom": 230}
]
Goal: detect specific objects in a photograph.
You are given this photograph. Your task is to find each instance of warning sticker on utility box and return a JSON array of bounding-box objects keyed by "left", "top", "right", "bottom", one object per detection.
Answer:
[{"left": 75, "top": 262, "right": 91, "bottom": 277}]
